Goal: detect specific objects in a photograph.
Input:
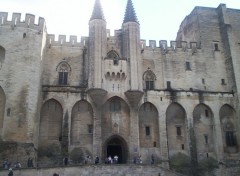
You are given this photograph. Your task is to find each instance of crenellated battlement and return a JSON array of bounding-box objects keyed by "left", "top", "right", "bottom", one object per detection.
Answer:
[
  {"left": 47, "top": 34, "right": 88, "bottom": 47},
  {"left": 0, "top": 12, "right": 45, "bottom": 31},
  {"left": 140, "top": 40, "right": 201, "bottom": 53}
]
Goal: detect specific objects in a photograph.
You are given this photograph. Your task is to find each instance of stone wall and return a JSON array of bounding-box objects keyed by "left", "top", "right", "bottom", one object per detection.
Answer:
[
  {"left": 0, "top": 12, "right": 46, "bottom": 144},
  {"left": 0, "top": 165, "right": 184, "bottom": 176}
]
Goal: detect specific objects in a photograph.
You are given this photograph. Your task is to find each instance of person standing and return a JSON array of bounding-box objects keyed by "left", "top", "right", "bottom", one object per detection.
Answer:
[
  {"left": 95, "top": 156, "right": 99, "bottom": 164},
  {"left": 8, "top": 168, "right": 13, "bottom": 176},
  {"left": 151, "top": 154, "right": 155, "bottom": 164},
  {"left": 114, "top": 155, "right": 118, "bottom": 164},
  {"left": 64, "top": 157, "right": 68, "bottom": 166}
]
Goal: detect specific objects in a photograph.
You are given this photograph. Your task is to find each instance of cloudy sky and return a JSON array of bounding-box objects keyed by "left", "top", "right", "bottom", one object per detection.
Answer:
[{"left": 1, "top": 0, "right": 240, "bottom": 43}]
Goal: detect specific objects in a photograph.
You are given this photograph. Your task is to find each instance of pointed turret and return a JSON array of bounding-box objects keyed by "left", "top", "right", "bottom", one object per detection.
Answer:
[
  {"left": 88, "top": 0, "right": 107, "bottom": 89},
  {"left": 90, "top": 0, "right": 105, "bottom": 21},
  {"left": 123, "top": 0, "right": 139, "bottom": 23},
  {"left": 122, "top": 0, "right": 142, "bottom": 91}
]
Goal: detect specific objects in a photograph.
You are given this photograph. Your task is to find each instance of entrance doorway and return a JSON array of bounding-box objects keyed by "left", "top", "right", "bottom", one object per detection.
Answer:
[
  {"left": 104, "top": 135, "right": 128, "bottom": 164},
  {"left": 107, "top": 145, "right": 122, "bottom": 163}
]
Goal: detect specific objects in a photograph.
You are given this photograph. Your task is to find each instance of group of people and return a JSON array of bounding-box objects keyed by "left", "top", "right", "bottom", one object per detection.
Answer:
[
  {"left": 2, "top": 159, "right": 21, "bottom": 169},
  {"left": 2, "top": 158, "right": 35, "bottom": 176},
  {"left": 2, "top": 159, "right": 10, "bottom": 169},
  {"left": 133, "top": 155, "right": 142, "bottom": 164},
  {"left": 105, "top": 155, "right": 118, "bottom": 164},
  {"left": 2, "top": 158, "right": 34, "bottom": 169},
  {"left": 133, "top": 154, "right": 155, "bottom": 164}
]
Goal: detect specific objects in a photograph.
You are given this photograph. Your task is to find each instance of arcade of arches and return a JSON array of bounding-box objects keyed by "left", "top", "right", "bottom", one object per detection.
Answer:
[{"left": 37, "top": 97, "right": 239, "bottom": 163}]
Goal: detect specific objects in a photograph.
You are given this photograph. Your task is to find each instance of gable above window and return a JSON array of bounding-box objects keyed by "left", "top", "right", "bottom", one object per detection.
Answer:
[{"left": 106, "top": 50, "right": 121, "bottom": 65}]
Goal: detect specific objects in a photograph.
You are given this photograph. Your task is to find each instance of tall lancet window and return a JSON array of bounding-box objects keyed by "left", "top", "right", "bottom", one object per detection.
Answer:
[
  {"left": 57, "top": 62, "right": 71, "bottom": 85},
  {"left": 143, "top": 68, "right": 156, "bottom": 90}
]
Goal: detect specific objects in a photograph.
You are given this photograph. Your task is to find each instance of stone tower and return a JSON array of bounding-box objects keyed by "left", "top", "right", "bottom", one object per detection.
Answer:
[
  {"left": 0, "top": 13, "right": 46, "bottom": 160},
  {"left": 88, "top": 0, "right": 107, "bottom": 89},
  {"left": 122, "top": 0, "right": 142, "bottom": 91}
]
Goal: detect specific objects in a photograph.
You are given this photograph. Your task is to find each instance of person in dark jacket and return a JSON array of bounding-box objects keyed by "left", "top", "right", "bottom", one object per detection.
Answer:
[{"left": 8, "top": 168, "right": 13, "bottom": 176}]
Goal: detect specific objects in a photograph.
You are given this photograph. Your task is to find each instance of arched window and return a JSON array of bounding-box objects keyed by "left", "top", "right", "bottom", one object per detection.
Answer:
[
  {"left": 224, "top": 121, "right": 237, "bottom": 147},
  {"left": 110, "top": 98, "right": 121, "bottom": 112},
  {"left": 57, "top": 62, "right": 71, "bottom": 85},
  {"left": 106, "top": 50, "right": 120, "bottom": 65},
  {"left": 143, "top": 69, "right": 156, "bottom": 90},
  {"left": 220, "top": 104, "right": 238, "bottom": 153}
]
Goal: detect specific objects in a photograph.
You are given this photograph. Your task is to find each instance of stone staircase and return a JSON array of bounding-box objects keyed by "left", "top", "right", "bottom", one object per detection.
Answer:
[{"left": 0, "top": 164, "right": 185, "bottom": 176}]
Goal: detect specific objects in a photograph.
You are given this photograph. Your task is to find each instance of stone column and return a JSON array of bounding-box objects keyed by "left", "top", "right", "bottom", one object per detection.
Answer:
[
  {"left": 212, "top": 106, "right": 224, "bottom": 161},
  {"left": 158, "top": 107, "right": 169, "bottom": 168},
  {"left": 128, "top": 106, "right": 140, "bottom": 163},
  {"left": 92, "top": 107, "right": 102, "bottom": 161},
  {"left": 87, "top": 88, "right": 107, "bottom": 162}
]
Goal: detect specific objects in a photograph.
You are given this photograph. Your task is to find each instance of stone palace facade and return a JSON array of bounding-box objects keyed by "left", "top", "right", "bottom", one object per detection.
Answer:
[{"left": 0, "top": 0, "right": 240, "bottom": 169}]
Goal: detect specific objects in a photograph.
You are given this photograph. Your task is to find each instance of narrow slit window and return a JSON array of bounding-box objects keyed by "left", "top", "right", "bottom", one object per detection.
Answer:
[
  {"left": 176, "top": 126, "right": 182, "bottom": 136},
  {"left": 88, "top": 124, "right": 93, "bottom": 134},
  {"left": 214, "top": 43, "right": 219, "bottom": 51},
  {"left": 204, "top": 134, "right": 208, "bottom": 144},
  {"left": 167, "top": 81, "right": 171, "bottom": 89},
  {"left": 7, "top": 108, "right": 11, "bottom": 116},
  {"left": 205, "top": 109, "right": 209, "bottom": 117},
  {"left": 186, "top": 62, "right": 191, "bottom": 70},
  {"left": 221, "top": 79, "right": 226, "bottom": 85},
  {"left": 145, "top": 126, "right": 150, "bottom": 136},
  {"left": 181, "top": 144, "right": 184, "bottom": 150}
]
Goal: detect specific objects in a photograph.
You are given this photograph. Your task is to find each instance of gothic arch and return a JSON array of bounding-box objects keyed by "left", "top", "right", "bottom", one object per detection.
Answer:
[
  {"left": 220, "top": 104, "right": 238, "bottom": 153},
  {"left": 39, "top": 99, "right": 63, "bottom": 146},
  {"left": 56, "top": 61, "right": 71, "bottom": 72},
  {"left": 101, "top": 96, "right": 130, "bottom": 142},
  {"left": 166, "top": 103, "right": 187, "bottom": 157},
  {"left": 71, "top": 100, "right": 93, "bottom": 146},
  {"left": 143, "top": 68, "right": 156, "bottom": 90},
  {"left": 103, "top": 134, "right": 128, "bottom": 163},
  {"left": 106, "top": 50, "right": 120, "bottom": 65},
  {"left": 138, "top": 102, "right": 159, "bottom": 148},
  {"left": 0, "top": 86, "right": 6, "bottom": 128},
  {"left": 193, "top": 104, "right": 215, "bottom": 160}
]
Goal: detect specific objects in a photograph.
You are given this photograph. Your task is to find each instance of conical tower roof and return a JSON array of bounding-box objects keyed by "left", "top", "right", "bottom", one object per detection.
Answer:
[
  {"left": 90, "top": 0, "right": 105, "bottom": 21},
  {"left": 123, "top": 0, "right": 139, "bottom": 23}
]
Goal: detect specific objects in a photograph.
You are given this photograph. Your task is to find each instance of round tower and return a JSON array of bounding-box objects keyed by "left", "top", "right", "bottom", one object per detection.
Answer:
[
  {"left": 122, "top": 0, "right": 142, "bottom": 91},
  {"left": 88, "top": 0, "right": 107, "bottom": 89}
]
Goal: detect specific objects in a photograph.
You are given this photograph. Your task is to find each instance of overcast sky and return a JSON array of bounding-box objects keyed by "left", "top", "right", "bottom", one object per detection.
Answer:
[{"left": 1, "top": 0, "right": 240, "bottom": 44}]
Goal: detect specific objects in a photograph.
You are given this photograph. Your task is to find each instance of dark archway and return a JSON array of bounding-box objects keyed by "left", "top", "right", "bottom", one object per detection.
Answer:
[
  {"left": 103, "top": 135, "right": 128, "bottom": 164},
  {"left": 220, "top": 104, "right": 238, "bottom": 153}
]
